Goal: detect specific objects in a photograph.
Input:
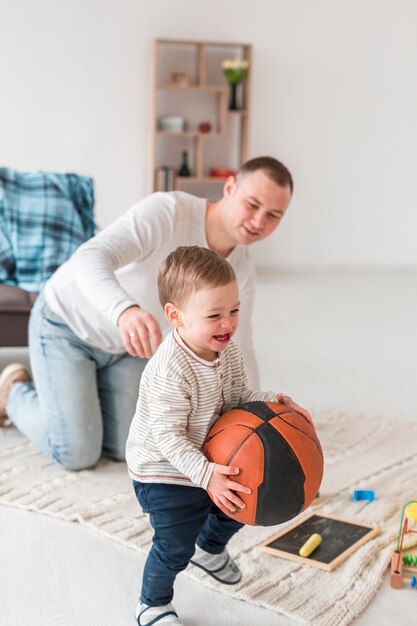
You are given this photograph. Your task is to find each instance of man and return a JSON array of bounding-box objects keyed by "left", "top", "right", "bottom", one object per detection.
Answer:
[{"left": 0, "top": 156, "right": 293, "bottom": 471}]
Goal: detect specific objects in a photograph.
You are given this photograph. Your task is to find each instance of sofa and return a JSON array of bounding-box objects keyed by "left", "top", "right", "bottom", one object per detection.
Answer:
[{"left": 0, "top": 284, "right": 37, "bottom": 347}]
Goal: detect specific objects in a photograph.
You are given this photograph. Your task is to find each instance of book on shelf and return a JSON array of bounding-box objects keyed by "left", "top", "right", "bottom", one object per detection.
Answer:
[{"left": 155, "top": 166, "right": 175, "bottom": 191}]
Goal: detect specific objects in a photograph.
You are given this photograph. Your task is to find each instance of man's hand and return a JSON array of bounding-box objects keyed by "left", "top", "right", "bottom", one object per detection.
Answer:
[
  {"left": 276, "top": 393, "right": 313, "bottom": 424},
  {"left": 207, "top": 464, "right": 251, "bottom": 513},
  {"left": 118, "top": 305, "right": 162, "bottom": 358}
]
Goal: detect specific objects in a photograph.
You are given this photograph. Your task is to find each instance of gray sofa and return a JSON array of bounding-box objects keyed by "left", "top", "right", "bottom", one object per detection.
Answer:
[{"left": 0, "top": 284, "right": 36, "bottom": 347}]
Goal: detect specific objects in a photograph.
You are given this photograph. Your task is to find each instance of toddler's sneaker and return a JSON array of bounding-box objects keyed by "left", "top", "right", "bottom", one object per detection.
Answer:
[
  {"left": 135, "top": 602, "right": 184, "bottom": 625},
  {"left": 190, "top": 545, "right": 242, "bottom": 585}
]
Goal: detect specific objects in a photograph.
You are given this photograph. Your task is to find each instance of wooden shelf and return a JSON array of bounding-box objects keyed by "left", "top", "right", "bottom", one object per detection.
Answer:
[
  {"left": 156, "top": 130, "right": 224, "bottom": 138},
  {"left": 150, "top": 39, "right": 251, "bottom": 192},
  {"left": 176, "top": 176, "right": 230, "bottom": 183},
  {"left": 157, "top": 84, "right": 228, "bottom": 94},
  {"left": 155, "top": 38, "right": 251, "bottom": 47}
]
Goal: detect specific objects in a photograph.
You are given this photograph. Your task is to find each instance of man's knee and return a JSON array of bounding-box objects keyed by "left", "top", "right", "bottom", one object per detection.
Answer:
[
  {"left": 103, "top": 438, "right": 127, "bottom": 463},
  {"left": 110, "top": 449, "right": 126, "bottom": 462},
  {"left": 50, "top": 442, "right": 101, "bottom": 471}
]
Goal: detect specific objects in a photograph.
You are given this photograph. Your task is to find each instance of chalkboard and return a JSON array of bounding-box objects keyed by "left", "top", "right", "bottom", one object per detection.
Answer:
[{"left": 258, "top": 512, "right": 380, "bottom": 571}]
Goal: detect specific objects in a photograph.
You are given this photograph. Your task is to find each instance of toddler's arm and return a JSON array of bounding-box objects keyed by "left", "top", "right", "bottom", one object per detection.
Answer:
[{"left": 148, "top": 375, "right": 215, "bottom": 489}]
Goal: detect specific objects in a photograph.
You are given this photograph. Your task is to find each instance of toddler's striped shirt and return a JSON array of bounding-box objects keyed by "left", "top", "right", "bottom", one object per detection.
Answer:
[{"left": 126, "top": 329, "right": 276, "bottom": 489}]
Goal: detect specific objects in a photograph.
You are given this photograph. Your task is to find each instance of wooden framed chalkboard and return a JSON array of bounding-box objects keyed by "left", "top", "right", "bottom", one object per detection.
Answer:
[{"left": 258, "top": 512, "right": 380, "bottom": 571}]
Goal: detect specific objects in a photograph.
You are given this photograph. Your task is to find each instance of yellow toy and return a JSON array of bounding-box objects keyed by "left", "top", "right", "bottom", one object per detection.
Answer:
[{"left": 391, "top": 500, "right": 417, "bottom": 589}]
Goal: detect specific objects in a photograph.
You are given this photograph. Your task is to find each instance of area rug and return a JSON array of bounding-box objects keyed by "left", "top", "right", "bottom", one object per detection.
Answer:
[{"left": 1, "top": 410, "right": 417, "bottom": 626}]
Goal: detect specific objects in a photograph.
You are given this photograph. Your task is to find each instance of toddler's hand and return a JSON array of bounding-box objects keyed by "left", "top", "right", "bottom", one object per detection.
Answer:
[
  {"left": 276, "top": 393, "right": 313, "bottom": 425},
  {"left": 207, "top": 464, "right": 251, "bottom": 513}
]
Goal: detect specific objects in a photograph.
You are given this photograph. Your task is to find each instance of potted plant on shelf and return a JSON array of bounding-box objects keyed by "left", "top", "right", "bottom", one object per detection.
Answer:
[{"left": 222, "top": 59, "right": 249, "bottom": 111}]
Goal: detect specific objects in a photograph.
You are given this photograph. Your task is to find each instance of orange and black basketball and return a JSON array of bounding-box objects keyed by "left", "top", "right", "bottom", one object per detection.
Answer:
[{"left": 203, "top": 401, "right": 323, "bottom": 526}]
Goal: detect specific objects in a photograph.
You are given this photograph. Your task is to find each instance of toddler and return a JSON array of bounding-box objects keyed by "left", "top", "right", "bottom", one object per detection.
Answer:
[{"left": 126, "top": 246, "right": 310, "bottom": 626}]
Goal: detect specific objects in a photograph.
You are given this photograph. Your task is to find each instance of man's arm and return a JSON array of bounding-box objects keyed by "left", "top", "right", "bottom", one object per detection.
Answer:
[{"left": 69, "top": 194, "right": 170, "bottom": 325}]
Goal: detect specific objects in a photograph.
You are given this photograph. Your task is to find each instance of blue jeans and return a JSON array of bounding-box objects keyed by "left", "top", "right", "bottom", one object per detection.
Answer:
[
  {"left": 134, "top": 481, "right": 244, "bottom": 606},
  {"left": 7, "top": 292, "right": 146, "bottom": 470}
]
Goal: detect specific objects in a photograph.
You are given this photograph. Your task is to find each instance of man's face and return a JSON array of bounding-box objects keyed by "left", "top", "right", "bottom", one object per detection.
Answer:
[{"left": 223, "top": 170, "right": 292, "bottom": 245}]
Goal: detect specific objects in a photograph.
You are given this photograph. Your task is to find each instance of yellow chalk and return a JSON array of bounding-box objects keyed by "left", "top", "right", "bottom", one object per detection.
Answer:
[{"left": 299, "top": 533, "right": 322, "bottom": 557}]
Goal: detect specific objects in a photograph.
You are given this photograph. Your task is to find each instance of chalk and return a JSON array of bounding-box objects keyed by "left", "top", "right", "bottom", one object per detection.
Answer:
[{"left": 299, "top": 533, "right": 322, "bottom": 557}]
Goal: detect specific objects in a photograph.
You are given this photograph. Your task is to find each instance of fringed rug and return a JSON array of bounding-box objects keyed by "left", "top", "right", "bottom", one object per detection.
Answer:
[{"left": 1, "top": 410, "right": 416, "bottom": 626}]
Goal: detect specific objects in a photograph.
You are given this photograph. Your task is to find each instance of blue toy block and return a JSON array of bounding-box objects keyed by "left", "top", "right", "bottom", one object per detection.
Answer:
[{"left": 353, "top": 489, "right": 375, "bottom": 502}]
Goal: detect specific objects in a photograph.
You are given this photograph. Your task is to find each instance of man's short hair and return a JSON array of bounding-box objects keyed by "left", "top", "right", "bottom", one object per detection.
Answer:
[
  {"left": 238, "top": 156, "right": 293, "bottom": 193},
  {"left": 158, "top": 246, "right": 236, "bottom": 308}
]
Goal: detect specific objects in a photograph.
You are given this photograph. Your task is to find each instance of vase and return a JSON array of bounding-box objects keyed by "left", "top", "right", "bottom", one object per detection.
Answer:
[
  {"left": 178, "top": 150, "right": 191, "bottom": 177},
  {"left": 228, "top": 82, "right": 239, "bottom": 110}
]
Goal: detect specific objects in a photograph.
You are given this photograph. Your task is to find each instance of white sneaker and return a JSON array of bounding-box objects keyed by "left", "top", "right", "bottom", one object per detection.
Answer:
[
  {"left": 190, "top": 545, "right": 242, "bottom": 585},
  {"left": 135, "top": 602, "right": 184, "bottom": 625},
  {"left": 0, "top": 363, "right": 31, "bottom": 423}
]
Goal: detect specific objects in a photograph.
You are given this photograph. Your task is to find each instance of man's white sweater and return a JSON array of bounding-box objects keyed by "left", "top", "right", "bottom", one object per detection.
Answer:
[{"left": 45, "top": 191, "right": 259, "bottom": 384}]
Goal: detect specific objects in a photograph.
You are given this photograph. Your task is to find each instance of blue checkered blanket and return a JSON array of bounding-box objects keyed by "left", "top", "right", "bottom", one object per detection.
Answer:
[{"left": 0, "top": 168, "right": 96, "bottom": 292}]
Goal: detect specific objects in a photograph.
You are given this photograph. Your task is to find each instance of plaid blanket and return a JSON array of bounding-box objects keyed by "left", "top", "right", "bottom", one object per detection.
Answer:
[{"left": 0, "top": 168, "right": 96, "bottom": 292}]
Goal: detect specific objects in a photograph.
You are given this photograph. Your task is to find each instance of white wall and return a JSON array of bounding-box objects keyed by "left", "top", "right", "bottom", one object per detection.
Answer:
[{"left": 1, "top": 0, "right": 416, "bottom": 268}]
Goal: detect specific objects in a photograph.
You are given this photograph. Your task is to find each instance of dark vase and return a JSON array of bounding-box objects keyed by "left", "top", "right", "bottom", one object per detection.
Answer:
[
  {"left": 228, "top": 82, "right": 239, "bottom": 110},
  {"left": 178, "top": 150, "right": 191, "bottom": 176}
]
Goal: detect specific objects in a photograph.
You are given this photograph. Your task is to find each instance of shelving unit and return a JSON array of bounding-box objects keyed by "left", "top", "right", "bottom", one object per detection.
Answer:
[{"left": 149, "top": 39, "right": 252, "bottom": 194}]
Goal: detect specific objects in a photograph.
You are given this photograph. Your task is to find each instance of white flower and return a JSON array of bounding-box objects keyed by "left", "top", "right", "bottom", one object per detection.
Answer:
[{"left": 221, "top": 59, "right": 250, "bottom": 71}]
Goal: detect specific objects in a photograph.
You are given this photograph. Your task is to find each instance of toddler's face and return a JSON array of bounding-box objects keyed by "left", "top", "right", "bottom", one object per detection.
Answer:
[{"left": 176, "top": 280, "right": 240, "bottom": 361}]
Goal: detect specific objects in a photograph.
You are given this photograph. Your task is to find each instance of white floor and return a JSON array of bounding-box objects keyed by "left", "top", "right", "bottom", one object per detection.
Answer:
[{"left": 1, "top": 270, "right": 416, "bottom": 626}]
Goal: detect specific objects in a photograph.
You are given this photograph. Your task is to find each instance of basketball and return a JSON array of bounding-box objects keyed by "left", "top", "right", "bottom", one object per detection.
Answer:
[{"left": 202, "top": 401, "right": 323, "bottom": 526}]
